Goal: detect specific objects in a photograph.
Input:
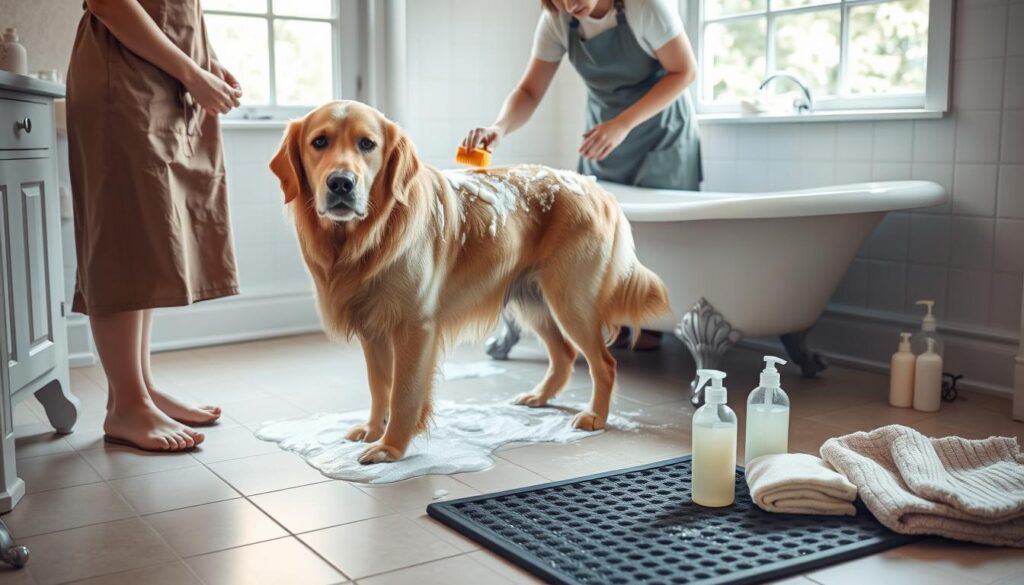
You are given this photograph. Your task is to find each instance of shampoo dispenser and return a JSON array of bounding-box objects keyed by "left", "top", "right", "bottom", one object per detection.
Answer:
[
  {"left": 913, "top": 338, "right": 943, "bottom": 412},
  {"left": 889, "top": 332, "right": 915, "bottom": 408},
  {"left": 911, "top": 300, "right": 944, "bottom": 356},
  {"left": 692, "top": 369, "right": 737, "bottom": 507},
  {"left": 744, "top": 356, "right": 790, "bottom": 466}
]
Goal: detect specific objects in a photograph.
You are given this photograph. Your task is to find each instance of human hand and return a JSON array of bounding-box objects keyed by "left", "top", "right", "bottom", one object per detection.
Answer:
[
  {"left": 183, "top": 64, "right": 242, "bottom": 115},
  {"left": 579, "top": 117, "right": 631, "bottom": 160},
  {"left": 211, "top": 60, "right": 242, "bottom": 94},
  {"left": 461, "top": 125, "right": 504, "bottom": 152}
]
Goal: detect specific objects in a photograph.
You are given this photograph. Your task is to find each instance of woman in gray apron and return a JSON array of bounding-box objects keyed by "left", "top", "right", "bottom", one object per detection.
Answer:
[{"left": 463, "top": 0, "right": 700, "bottom": 347}]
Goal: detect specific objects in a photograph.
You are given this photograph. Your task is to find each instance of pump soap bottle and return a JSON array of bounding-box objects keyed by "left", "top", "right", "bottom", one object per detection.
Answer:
[
  {"left": 744, "top": 356, "right": 790, "bottom": 466},
  {"left": 913, "top": 338, "right": 943, "bottom": 412},
  {"left": 692, "top": 369, "right": 737, "bottom": 507},
  {"left": 889, "top": 332, "right": 915, "bottom": 408},
  {"left": 911, "top": 300, "right": 944, "bottom": 356}
]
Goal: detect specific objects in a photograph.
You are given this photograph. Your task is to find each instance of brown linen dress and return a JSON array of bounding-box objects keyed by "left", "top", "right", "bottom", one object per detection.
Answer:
[{"left": 66, "top": 0, "right": 238, "bottom": 316}]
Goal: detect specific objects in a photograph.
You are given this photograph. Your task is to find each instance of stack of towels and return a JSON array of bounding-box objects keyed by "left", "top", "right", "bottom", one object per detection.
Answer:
[{"left": 745, "top": 424, "right": 1024, "bottom": 547}]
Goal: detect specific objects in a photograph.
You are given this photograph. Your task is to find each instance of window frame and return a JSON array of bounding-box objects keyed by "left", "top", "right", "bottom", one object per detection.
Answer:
[
  {"left": 203, "top": 0, "right": 358, "bottom": 120},
  {"left": 683, "top": 0, "right": 952, "bottom": 117}
]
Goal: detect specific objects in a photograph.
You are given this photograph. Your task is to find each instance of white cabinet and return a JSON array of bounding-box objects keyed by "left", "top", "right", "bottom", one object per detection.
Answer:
[{"left": 0, "top": 73, "right": 79, "bottom": 529}]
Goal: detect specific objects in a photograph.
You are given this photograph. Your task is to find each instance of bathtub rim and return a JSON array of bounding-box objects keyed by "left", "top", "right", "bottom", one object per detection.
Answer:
[{"left": 602, "top": 180, "right": 946, "bottom": 222}]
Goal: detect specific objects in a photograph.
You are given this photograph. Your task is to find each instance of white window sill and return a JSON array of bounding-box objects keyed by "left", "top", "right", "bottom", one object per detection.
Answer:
[
  {"left": 221, "top": 119, "right": 290, "bottom": 130},
  {"left": 697, "top": 108, "right": 946, "bottom": 125}
]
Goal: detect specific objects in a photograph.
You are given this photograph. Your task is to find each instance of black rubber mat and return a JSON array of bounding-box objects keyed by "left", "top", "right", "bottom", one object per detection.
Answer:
[{"left": 427, "top": 456, "right": 919, "bottom": 585}]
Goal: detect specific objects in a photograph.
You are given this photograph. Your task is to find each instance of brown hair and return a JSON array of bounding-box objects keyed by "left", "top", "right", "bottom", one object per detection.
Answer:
[{"left": 540, "top": 0, "right": 558, "bottom": 13}]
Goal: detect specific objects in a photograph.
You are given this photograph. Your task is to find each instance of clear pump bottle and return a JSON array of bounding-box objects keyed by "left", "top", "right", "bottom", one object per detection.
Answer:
[
  {"left": 911, "top": 300, "right": 944, "bottom": 356},
  {"left": 691, "top": 369, "right": 737, "bottom": 507},
  {"left": 744, "top": 356, "right": 790, "bottom": 466}
]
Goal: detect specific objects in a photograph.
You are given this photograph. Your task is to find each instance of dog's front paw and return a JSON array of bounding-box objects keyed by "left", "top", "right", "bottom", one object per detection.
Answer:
[
  {"left": 571, "top": 411, "right": 606, "bottom": 431},
  {"left": 513, "top": 391, "right": 550, "bottom": 407},
  {"left": 345, "top": 423, "right": 384, "bottom": 443},
  {"left": 358, "top": 442, "right": 405, "bottom": 464}
]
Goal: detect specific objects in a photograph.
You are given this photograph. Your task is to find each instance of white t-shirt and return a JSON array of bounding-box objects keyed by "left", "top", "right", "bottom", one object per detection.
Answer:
[{"left": 531, "top": 0, "right": 684, "bottom": 63}]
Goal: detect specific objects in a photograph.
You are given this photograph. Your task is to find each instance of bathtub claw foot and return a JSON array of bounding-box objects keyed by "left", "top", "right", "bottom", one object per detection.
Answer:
[
  {"left": 780, "top": 329, "right": 829, "bottom": 378},
  {"left": 486, "top": 310, "right": 521, "bottom": 361},
  {"left": 675, "top": 298, "right": 743, "bottom": 406}
]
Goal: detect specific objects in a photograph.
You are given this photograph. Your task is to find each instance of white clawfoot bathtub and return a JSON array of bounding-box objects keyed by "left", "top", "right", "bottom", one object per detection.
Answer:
[{"left": 485, "top": 180, "right": 947, "bottom": 403}]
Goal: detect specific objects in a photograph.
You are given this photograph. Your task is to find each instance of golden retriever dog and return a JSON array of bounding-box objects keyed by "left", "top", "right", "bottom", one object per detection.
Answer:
[{"left": 270, "top": 101, "right": 670, "bottom": 463}]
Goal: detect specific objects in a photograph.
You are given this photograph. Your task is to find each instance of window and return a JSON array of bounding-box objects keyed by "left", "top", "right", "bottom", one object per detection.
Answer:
[
  {"left": 203, "top": 0, "right": 354, "bottom": 118},
  {"left": 686, "top": 0, "right": 952, "bottom": 115}
]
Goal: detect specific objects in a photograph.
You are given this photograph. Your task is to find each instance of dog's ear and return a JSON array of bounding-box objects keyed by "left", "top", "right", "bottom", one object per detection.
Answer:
[
  {"left": 374, "top": 118, "right": 421, "bottom": 205},
  {"left": 270, "top": 120, "right": 308, "bottom": 205}
]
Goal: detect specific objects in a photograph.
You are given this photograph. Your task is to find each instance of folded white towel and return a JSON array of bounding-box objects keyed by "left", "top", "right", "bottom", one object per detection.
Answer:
[
  {"left": 745, "top": 453, "right": 858, "bottom": 516},
  {"left": 821, "top": 424, "right": 1024, "bottom": 547}
]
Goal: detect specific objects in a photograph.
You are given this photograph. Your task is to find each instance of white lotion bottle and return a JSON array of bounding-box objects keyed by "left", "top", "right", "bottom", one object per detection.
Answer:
[
  {"left": 691, "top": 369, "right": 737, "bottom": 507},
  {"left": 744, "top": 356, "right": 790, "bottom": 466},
  {"left": 913, "top": 338, "right": 943, "bottom": 412},
  {"left": 889, "top": 332, "right": 916, "bottom": 408},
  {"left": 911, "top": 300, "right": 944, "bottom": 356}
]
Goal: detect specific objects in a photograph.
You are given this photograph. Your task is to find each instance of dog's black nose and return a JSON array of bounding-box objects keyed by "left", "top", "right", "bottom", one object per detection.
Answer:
[{"left": 326, "top": 171, "right": 357, "bottom": 196}]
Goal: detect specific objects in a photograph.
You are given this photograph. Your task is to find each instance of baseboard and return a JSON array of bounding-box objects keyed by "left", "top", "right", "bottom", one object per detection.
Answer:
[
  {"left": 742, "top": 303, "right": 1020, "bottom": 398},
  {"left": 66, "top": 289, "right": 323, "bottom": 365}
]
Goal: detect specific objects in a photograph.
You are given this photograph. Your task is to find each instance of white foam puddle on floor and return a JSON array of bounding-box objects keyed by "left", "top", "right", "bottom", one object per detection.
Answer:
[
  {"left": 440, "top": 361, "right": 506, "bottom": 380},
  {"left": 255, "top": 400, "right": 639, "bottom": 484}
]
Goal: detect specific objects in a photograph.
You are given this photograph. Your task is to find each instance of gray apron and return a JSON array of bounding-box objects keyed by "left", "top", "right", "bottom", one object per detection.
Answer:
[{"left": 567, "top": 0, "right": 702, "bottom": 190}]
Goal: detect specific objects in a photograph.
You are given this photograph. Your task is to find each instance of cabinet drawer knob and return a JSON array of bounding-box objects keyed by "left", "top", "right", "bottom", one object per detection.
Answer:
[{"left": 15, "top": 117, "right": 31, "bottom": 133}]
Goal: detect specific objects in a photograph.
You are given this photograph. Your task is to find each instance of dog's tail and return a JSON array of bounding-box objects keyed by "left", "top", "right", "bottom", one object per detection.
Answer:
[{"left": 603, "top": 210, "right": 671, "bottom": 346}]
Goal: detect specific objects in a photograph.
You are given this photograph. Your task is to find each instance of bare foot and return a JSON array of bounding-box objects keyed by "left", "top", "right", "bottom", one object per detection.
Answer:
[
  {"left": 104, "top": 402, "right": 205, "bottom": 451},
  {"left": 148, "top": 386, "right": 221, "bottom": 426}
]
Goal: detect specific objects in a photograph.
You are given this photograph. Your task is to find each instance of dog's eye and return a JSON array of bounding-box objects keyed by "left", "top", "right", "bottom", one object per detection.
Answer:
[
  {"left": 358, "top": 137, "right": 377, "bottom": 152},
  {"left": 311, "top": 135, "right": 328, "bottom": 150}
]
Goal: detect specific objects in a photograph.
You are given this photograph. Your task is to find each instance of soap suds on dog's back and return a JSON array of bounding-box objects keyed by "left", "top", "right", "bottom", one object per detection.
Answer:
[
  {"left": 441, "top": 167, "right": 594, "bottom": 238},
  {"left": 256, "top": 400, "right": 638, "bottom": 484}
]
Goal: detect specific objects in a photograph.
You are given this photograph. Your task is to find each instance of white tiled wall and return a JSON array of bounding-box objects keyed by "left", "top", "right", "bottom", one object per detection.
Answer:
[
  {"left": 700, "top": 0, "right": 1024, "bottom": 341},
  {"left": 404, "top": 0, "right": 585, "bottom": 172}
]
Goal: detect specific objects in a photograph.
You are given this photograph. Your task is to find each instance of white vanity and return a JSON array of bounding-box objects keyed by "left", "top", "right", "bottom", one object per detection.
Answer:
[{"left": 0, "top": 70, "right": 80, "bottom": 567}]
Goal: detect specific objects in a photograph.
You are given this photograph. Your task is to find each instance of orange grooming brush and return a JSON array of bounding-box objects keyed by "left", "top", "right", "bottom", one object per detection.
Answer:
[{"left": 456, "top": 145, "right": 492, "bottom": 167}]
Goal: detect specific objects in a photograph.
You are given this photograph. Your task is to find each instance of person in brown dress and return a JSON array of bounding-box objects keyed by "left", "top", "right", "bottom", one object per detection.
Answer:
[{"left": 66, "top": 0, "right": 242, "bottom": 451}]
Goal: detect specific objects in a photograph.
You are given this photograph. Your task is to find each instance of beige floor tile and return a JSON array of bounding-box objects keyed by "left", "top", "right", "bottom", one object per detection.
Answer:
[
  {"left": 928, "top": 402, "right": 1024, "bottom": 441},
  {"left": 18, "top": 518, "right": 176, "bottom": 585},
  {"left": 219, "top": 397, "right": 310, "bottom": 429},
  {"left": 356, "top": 475, "right": 479, "bottom": 512},
  {"left": 206, "top": 451, "right": 330, "bottom": 495},
  {"left": 189, "top": 426, "right": 281, "bottom": 464},
  {"left": 4, "top": 482, "right": 135, "bottom": 538},
  {"left": 358, "top": 553, "right": 517, "bottom": 585},
  {"left": 185, "top": 536, "right": 345, "bottom": 585},
  {"left": 891, "top": 539, "right": 1024, "bottom": 584},
  {"left": 806, "top": 401, "right": 936, "bottom": 434},
  {"left": 251, "top": 481, "right": 394, "bottom": 534},
  {"left": 109, "top": 465, "right": 238, "bottom": 515},
  {"left": 806, "top": 550, "right": 986, "bottom": 585},
  {"left": 467, "top": 550, "right": 546, "bottom": 584},
  {"left": 15, "top": 451, "right": 103, "bottom": 494},
  {"left": 61, "top": 412, "right": 108, "bottom": 452},
  {"left": 68, "top": 561, "right": 203, "bottom": 585},
  {"left": 0, "top": 566, "right": 35, "bottom": 585},
  {"left": 78, "top": 445, "right": 199, "bottom": 480},
  {"left": 498, "top": 439, "right": 644, "bottom": 481},
  {"left": 452, "top": 458, "right": 548, "bottom": 494},
  {"left": 147, "top": 498, "right": 287, "bottom": 557},
  {"left": 300, "top": 514, "right": 462, "bottom": 579},
  {"left": 401, "top": 510, "right": 480, "bottom": 553},
  {"left": 13, "top": 423, "right": 73, "bottom": 460}
]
